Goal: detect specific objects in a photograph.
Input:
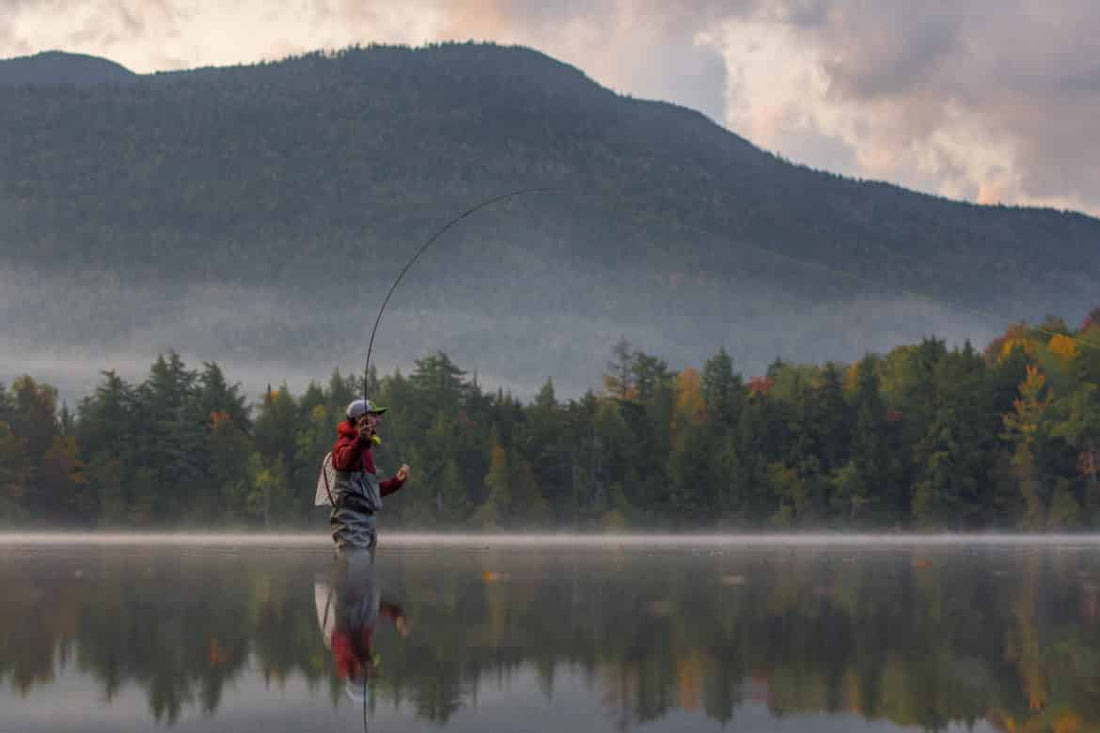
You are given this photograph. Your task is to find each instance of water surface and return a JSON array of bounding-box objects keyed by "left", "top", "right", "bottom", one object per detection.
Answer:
[{"left": 3, "top": 535, "right": 1100, "bottom": 732}]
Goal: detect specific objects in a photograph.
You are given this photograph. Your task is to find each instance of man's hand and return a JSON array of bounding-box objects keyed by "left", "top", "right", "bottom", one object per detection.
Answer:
[{"left": 395, "top": 464, "right": 410, "bottom": 482}]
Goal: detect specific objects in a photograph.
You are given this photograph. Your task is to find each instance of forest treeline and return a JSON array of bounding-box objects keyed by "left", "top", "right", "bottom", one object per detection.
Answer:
[{"left": 1, "top": 309, "right": 1098, "bottom": 529}]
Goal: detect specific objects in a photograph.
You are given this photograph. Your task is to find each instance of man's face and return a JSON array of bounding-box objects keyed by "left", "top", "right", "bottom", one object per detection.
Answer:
[{"left": 360, "top": 413, "right": 382, "bottom": 433}]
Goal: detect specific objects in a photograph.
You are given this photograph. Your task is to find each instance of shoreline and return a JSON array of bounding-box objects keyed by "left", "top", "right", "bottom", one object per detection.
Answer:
[{"left": 5, "top": 531, "right": 1100, "bottom": 547}]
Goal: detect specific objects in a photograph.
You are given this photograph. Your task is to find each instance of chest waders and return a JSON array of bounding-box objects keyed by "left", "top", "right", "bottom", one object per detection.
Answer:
[{"left": 330, "top": 468, "right": 383, "bottom": 551}]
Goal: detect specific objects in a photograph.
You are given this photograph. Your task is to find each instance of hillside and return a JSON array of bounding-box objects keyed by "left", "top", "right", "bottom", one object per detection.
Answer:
[
  {"left": 1, "top": 43, "right": 1097, "bottom": 397},
  {"left": 0, "top": 50, "right": 135, "bottom": 86}
]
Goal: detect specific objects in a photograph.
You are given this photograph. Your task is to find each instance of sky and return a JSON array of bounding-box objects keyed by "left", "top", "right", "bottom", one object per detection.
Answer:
[{"left": 2, "top": 0, "right": 1099, "bottom": 217}]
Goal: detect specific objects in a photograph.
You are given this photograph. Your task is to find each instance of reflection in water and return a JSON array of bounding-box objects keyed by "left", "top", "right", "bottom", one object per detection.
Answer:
[
  {"left": 316, "top": 549, "right": 408, "bottom": 711},
  {"left": 2, "top": 541, "right": 1100, "bottom": 731}
]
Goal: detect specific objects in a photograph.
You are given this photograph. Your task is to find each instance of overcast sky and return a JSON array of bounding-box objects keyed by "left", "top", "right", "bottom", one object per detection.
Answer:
[{"left": 3, "top": 0, "right": 1099, "bottom": 216}]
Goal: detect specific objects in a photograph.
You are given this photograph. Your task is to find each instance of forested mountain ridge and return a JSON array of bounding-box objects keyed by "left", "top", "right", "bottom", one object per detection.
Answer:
[
  {"left": 4, "top": 43, "right": 1096, "bottom": 287},
  {"left": 1, "top": 43, "right": 1097, "bottom": 397},
  {"left": 0, "top": 50, "right": 136, "bottom": 86}
]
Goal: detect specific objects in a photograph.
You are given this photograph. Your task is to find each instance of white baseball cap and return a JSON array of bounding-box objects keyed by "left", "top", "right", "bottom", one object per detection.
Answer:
[{"left": 346, "top": 399, "right": 387, "bottom": 419}]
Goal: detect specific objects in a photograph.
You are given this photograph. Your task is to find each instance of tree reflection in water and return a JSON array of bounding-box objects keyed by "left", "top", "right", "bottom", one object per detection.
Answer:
[{"left": 2, "top": 542, "right": 1100, "bottom": 731}]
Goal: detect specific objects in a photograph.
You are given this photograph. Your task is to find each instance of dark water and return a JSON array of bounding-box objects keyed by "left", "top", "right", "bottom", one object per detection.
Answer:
[{"left": 3, "top": 536, "right": 1100, "bottom": 732}]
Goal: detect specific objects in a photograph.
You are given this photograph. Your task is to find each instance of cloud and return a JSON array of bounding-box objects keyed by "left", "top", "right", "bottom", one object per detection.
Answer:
[
  {"left": 704, "top": 0, "right": 1100, "bottom": 213},
  {"left": 1, "top": 0, "right": 1099, "bottom": 214}
]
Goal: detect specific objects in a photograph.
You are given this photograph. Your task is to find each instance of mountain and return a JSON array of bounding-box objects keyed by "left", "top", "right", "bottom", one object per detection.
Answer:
[
  {"left": 1, "top": 43, "right": 1097, "bottom": 398},
  {"left": 0, "top": 50, "right": 136, "bottom": 86}
]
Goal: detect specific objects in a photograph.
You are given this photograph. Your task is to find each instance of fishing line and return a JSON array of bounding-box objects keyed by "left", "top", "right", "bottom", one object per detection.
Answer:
[{"left": 362, "top": 187, "right": 557, "bottom": 400}]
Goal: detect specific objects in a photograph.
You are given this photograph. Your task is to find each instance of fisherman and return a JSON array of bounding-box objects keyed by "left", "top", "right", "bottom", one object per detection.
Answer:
[{"left": 330, "top": 398, "right": 410, "bottom": 550}]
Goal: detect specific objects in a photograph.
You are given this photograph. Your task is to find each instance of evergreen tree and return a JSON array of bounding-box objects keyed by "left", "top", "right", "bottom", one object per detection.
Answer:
[
  {"left": 911, "top": 406, "right": 970, "bottom": 527},
  {"left": 910, "top": 346, "right": 997, "bottom": 527},
  {"left": 210, "top": 409, "right": 253, "bottom": 518},
  {"left": 511, "top": 459, "right": 549, "bottom": 525},
  {"left": 0, "top": 420, "right": 29, "bottom": 519},
  {"left": 631, "top": 351, "right": 670, "bottom": 404},
  {"left": 520, "top": 378, "right": 563, "bottom": 518},
  {"left": 410, "top": 351, "right": 467, "bottom": 417},
  {"left": 414, "top": 412, "right": 459, "bottom": 522},
  {"left": 326, "top": 368, "right": 359, "bottom": 418},
  {"left": 817, "top": 362, "right": 850, "bottom": 473},
  {"left": 133, "top": 352, "right": 206, "bottom": 518},
  {"left": 76, "top": 371, "right": 137, "bottom": 523},
  {"left": 731, "top": 396, "right": 773, "bottom": 520},
  {"left": 839, "top": 356, "right": 894, "bottom": 523},
  {"left": 196, "top": 362, "right": 250, "bottom": 430},
  {"left": 39, "top": 434, "right": 86, "bottom": 520},
  {"left": 603, "top": 338, "right": 635, "bottom": 401},
  {"left": 1052, "top": 384, "right": 1100, "bottom": 518},
  {"left": 701, "top": 349, "right": 742, "bottom": 433}
]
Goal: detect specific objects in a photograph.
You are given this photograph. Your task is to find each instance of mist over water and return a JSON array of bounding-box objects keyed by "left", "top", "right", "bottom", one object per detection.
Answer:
[{"left": 5, "top": 532, "right": 1100, "bottom": 547}]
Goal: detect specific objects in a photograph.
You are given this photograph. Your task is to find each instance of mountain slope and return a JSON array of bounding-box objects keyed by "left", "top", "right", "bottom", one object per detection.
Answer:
[
  {"left": 0, "top": 43, "right": 1096, "bottom": 397},
  {"left": 0, "top": 50, "right": 135, "bottom": 86}
]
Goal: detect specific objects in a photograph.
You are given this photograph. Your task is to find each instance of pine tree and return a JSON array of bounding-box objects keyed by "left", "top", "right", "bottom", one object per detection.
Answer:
[
  {"left": 0, "top": 420, "right": 29, "bottom": 519},
  {"left": 839, "top": 356, "right": 893, "bottom": 522},
  {"left": 75, "top": 371, "right": 138, "bottom": 524},
  {"left": 134, "top": 352, "right": 205, "bottom": 517},
  {"left": 817, "top": 363, "right": 850, "bottom": 473},
  {"left": 911, "top": 407, "right": 968, "bottom": 527},
  {"left": 210, "top": 409, "right": 254, "bottom": 518},
  {"left": 701, "top": 349, "right": 742, "bottom": 433},
  {"left": 326, "top": 368, "right": 358, "bottom": 418},
  {"left": 631, "top": 351, "right": 670, "bottom": 403},
  {"left": 603, "top": 338, "right": 635, "bottom": 400},
  {"left": 40, "top": 434, "right": 86, "bottom": 520},
  {"left": 196, "top": 362, "right": 250, "bottom": 430},
  {"left": 410, "top": 351, "right": 467, "bottom": 417}
]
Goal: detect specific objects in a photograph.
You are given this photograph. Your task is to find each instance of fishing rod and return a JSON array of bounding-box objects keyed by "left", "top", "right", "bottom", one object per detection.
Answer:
[{"left": 362, "top": 187, "right": 557, "bottom": 401}]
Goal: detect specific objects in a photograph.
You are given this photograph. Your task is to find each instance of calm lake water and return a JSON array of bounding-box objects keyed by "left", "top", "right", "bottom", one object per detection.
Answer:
[{"left": 3, "top": 535, "right": 1100, "bottom": 732}]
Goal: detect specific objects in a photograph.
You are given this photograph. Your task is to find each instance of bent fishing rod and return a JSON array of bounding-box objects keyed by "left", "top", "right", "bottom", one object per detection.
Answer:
[{"left": 362, "top": 187, "right": 556, "bottom": 401}]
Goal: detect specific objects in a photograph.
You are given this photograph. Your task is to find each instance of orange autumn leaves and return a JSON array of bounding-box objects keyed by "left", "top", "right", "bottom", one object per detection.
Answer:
[
  {"left": 674, "top": 368, "right": 706, "bottom": 428},
  {"left": 987, "top": 316, "right": 1098, "bottom": 368}
]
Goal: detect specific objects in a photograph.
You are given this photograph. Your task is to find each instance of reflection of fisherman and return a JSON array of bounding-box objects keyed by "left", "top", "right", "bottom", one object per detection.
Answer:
[
  {"left": 316, "top": 550, "right": 408, "bottom": 686},
  {"left": 330, "top": 399, "right": 410, "bottom": 550}
]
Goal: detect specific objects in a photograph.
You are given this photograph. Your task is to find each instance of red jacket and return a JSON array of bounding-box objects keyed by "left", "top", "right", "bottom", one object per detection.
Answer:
[{"left": 332, "top": 422, "right": 405, "bottom": 497}]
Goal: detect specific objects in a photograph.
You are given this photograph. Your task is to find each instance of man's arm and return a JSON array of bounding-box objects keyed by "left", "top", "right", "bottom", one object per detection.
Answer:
[
  {"left": 379, "top": 475, "right": 405, "bottom": 496},
  {"left": 331, "top": 435, "right": 362, "bottom": 471},
  {"left": 380, "top": 464, "right": 410, "bottom": 496}
]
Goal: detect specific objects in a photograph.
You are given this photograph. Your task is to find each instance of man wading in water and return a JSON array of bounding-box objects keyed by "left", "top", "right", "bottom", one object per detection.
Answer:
[{"left": 330, "top": 399, "right": 410, "bottom": 550}]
